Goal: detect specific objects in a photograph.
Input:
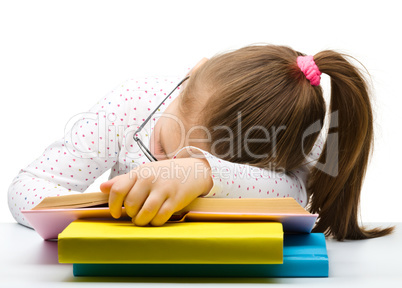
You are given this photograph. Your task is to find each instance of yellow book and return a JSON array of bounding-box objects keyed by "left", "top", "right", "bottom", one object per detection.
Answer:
[{"left": 58, "top": 220, "right": 283, "bottom": 264}]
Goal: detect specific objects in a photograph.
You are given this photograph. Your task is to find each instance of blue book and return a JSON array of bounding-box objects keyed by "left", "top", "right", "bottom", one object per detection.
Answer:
[{"left": 73, "top": 233, "right": 328, "bottom": 278}]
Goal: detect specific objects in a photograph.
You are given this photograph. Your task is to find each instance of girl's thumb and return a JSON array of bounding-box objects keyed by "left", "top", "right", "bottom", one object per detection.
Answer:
[{"left": 100, "top": 176, "right": 119, "bottom": 194}]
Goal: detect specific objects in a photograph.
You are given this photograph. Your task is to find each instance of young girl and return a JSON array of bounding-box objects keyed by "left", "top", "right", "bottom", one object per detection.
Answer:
[{"left": 8, "top": 44, "right": 393, "bottom": 241}]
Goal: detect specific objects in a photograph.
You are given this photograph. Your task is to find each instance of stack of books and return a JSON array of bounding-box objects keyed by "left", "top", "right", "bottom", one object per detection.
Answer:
[{"left": 22, "top": 193, "right": 329, "bottom": 278}]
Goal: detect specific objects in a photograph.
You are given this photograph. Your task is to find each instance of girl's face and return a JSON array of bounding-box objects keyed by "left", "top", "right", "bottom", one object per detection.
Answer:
[{"left": 149, "top": 58, "right": 209, "bottom": 161}]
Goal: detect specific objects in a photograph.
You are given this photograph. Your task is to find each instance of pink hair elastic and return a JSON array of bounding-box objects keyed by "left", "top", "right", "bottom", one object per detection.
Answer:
[{"left": 297, "top": 55, "right": 321, "bottom": 86}]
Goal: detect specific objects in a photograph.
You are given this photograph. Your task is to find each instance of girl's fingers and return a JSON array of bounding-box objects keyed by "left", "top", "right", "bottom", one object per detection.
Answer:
[
  {"left": 108, "top": 173, "right": 137, "bottom": 219},
  {"left": 124, "top": 181, "right": 150, "bottom": 219},
  {"left": 133, "top": 191, "right": 167, "bottom": 226},
  {"left": 149, "top": 198, "right": 176, "bottom": 227}
]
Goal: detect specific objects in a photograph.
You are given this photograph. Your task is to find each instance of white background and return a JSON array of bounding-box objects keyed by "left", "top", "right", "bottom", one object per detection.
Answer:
[{"left": 0, "top": 0, "right": 401, "bottom": 223}]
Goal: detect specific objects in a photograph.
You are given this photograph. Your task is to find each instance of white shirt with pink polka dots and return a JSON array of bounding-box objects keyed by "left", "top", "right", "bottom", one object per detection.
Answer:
[{"left": 8, "top": 76, "right": 323, "bottom": 229}]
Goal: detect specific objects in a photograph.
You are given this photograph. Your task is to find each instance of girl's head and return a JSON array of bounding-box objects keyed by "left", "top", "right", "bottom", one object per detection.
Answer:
[
  {"left": 155, "top": 44, "right": 394, "bottom": 241},
  {"left": 180, "top": 46, "right": 326, "bottom": 173}
]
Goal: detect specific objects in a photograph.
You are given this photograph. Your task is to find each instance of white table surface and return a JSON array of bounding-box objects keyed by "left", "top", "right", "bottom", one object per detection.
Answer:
[{"left": 1, "top": 222, "right": 401, "bottom": 288}]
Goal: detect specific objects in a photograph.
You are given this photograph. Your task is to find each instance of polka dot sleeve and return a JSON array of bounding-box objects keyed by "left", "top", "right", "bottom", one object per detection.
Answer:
[
  {"left": 7, "top": 79, "right": 133, "bottom": 228},
  {"left": 173, "top": 134, "right": 324, "bottom": 208}
]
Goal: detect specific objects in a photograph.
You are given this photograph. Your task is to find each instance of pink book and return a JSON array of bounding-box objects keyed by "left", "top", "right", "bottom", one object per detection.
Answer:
[{"left": 21, "top": 195, "right": 318, "bottom": 240}]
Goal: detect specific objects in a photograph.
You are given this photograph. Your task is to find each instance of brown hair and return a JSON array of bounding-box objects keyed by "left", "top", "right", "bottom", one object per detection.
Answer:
[{"left": 180, "top": 44, "right": 394, "bottom": 241}]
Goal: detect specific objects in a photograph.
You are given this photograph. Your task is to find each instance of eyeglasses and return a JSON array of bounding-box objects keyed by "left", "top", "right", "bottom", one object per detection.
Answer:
[{"left": 133, "top": 76, "right": 190, "bottom": 162}]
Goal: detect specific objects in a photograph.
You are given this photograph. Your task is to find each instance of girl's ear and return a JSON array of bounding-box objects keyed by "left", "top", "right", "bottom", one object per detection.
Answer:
[{"left": 187, "top": 58, "right": 209, "bottom": 77}]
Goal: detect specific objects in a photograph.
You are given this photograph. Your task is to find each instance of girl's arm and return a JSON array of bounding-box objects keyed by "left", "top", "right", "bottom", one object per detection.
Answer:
[
  {"left": 7, "top": 78, "right": 134, "bottom": 228},
  {"left": 173, "top": 134, "right": 324, "bottom": 208}
]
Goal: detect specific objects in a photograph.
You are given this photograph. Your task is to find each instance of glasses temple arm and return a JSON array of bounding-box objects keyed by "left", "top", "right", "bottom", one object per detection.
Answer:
[{"left": 135, "top": 76, "right": 190, "bottom": 134}]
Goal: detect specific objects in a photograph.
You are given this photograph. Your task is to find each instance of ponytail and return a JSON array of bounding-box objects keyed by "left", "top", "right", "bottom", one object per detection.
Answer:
[{"left": 308, "top": 51, "right": 394, "bottom": 240}]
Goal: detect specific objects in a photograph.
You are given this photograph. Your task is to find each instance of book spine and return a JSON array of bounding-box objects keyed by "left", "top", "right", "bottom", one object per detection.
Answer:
[
  {"left": 73, "top": 259, "right": 328, "bottom": 278},
  {"left": 60, "top": 234, "right": 283, "bottom": 264}
]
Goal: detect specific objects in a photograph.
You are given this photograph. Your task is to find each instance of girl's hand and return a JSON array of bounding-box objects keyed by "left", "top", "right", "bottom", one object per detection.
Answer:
[{"left": 100, "top": 157, "right": 213, "bottom": 226}]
